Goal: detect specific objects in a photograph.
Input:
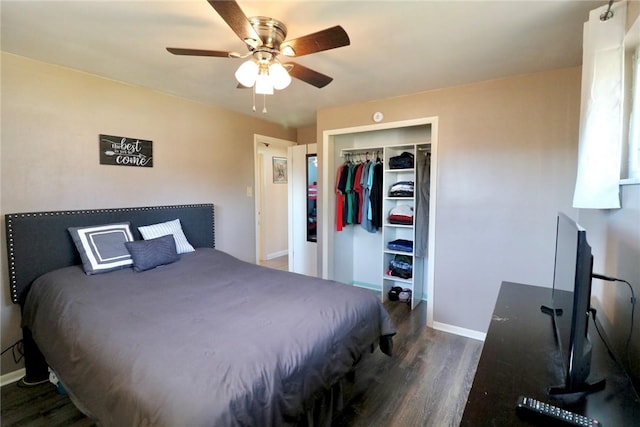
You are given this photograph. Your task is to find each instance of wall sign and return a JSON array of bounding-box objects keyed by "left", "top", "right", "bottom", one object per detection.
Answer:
[{"left": 99, "top": 134, "right": 153, "bottom": 167}]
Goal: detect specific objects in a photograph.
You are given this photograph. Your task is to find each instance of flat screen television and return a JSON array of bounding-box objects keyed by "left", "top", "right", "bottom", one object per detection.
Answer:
[{"left": 546, "top": 212, "right": 605, "bottom": 395}]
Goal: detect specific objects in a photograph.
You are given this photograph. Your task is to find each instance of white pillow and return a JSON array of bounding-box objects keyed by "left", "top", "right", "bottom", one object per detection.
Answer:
[{"left": 138, "top": 218, "right": 195, "bottom": 254}]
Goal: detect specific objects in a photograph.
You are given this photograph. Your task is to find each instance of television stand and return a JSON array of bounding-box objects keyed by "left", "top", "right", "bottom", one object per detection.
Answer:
[
  {"left": 540, "top": 300, "right": 607, "bottom": 397},
  {"left": 461, "top": 282, "right": 640, "bottom": 426},
  {"left": 547, "top": 378, "right": 607, "bottom": 396},
  {"left": 540, "top": 304, "right": 563, "bottom": 316}
]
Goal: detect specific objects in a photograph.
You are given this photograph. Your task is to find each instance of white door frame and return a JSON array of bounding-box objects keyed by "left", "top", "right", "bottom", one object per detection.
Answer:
[
  {"left": 254, "top": 134, "right": 296, "bottom": 264},
  {"left": 320, "top": 117, "right": 439, "bottom": 328}
]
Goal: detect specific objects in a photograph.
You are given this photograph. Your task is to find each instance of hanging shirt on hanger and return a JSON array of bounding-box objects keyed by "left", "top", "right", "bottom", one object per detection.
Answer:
[
  {"left": 360, "top": 161, "right": 375, "bottom": 233},
  {"left": 353, "top": 162, "right": 364, "bottom": 224},
  {"left": 370, "top": 160, "right": 384, "bottom": 229},
  {"left": 338, "top": 161, "right": 351, "bottom": 228},
  {"left": 345, "top": 163, "right": 355, "bottom": 224},
  {"left": 352, "top": 162, "right": 364, "bottom": 224},
  {"left": 367, "top": 161, "right": 376, "bottom": 222},
  {"left": 335, "top": 163, "right": 346, "bottom": 231}
]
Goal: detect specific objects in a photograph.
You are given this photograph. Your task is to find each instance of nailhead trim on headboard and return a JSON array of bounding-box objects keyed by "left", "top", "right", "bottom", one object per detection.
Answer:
[
  {"left": 6, "top": 215, "right": 17, "bottom": 303},
  {"left": 5, "top": 203, "right": 215, "bottom": 304}
]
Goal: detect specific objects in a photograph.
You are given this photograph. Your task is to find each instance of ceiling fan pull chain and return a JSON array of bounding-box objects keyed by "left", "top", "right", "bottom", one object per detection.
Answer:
[
  {"left": 262, "top": 94, "right": 267, "bottom": 114},
  {"left": 252, "top": 86, "right": 256, "bottom": 112}
]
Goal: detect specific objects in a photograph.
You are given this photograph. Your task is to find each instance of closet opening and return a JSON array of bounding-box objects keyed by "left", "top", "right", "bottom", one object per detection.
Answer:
[{"left": 320, "top": 118, "right": 438, "bottom": 325}]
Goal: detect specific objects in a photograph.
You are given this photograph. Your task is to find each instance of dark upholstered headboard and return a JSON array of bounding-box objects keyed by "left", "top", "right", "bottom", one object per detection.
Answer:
[{"left": 5, "top": 203, "right": 215, "bottom": 305}]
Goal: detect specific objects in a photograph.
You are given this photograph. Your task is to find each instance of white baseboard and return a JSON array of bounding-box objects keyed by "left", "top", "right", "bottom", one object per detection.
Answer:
[
  {"left": 351, "top": 281, "right": 382, "bottom": 292},
  {"left": 265, "top": 250, "right": 288, "bottom": 260},
  {"left": 1, "top": 368, "right": 25, "bottom": 387},
  {"left": 433, "top": 321, "right": 486, "bottom": 342}
]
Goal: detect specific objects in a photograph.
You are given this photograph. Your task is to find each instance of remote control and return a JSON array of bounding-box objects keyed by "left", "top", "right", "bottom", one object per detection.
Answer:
[{"left": 516, "top": 396, "right": 602, "bottom": 426}]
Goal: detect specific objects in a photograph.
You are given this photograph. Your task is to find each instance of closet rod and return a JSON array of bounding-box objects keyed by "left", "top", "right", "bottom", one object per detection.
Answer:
[{"left": 340, "top": 148, "right": 382, "bottom": 157}]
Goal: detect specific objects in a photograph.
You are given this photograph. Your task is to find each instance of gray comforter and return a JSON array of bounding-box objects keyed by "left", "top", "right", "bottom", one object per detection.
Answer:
[{"left": 22, "top": 248, "right": 395, "bottom": 426}]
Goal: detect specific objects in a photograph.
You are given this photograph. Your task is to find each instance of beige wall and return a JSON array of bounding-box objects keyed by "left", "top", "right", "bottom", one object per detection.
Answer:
[
  {"left": 296, "top": 124, "right": 317, "bottom": 145},
  {"left": 317, "top": 67, "right": 583, "bottom": 334},
  {"left": 0, "top": 53, "right": 296, "bottom": 375},
  {"left": 628, "top": 0, "right": 639, "bottom": 29}
]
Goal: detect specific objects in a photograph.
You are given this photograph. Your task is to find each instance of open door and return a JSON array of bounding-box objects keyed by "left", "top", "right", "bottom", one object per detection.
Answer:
[
  {"left": 254, "top": 135, "right": 296, "bottom": 266},
  {"left": 288, "top": 144, "right": 318, "bottom": 276}
]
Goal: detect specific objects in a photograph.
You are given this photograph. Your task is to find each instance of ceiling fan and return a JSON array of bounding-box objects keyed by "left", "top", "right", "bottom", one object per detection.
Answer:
[{"left": 167, "top": 0, "right": 350, "bottom": 97}]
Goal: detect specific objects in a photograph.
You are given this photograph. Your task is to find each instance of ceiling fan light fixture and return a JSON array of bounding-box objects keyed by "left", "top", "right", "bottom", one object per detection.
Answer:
[
  {"left": 168, "top": 0, "right": 352, "bottom": 113},
  {"left": 255, "top": 71, "right": 274, "bottom": 95},
  {"left": 269, "top": 62, "right": 291, "bottom": 90},
  {"left": 235, "top": 60, "right": 258, "bottom": 87}
]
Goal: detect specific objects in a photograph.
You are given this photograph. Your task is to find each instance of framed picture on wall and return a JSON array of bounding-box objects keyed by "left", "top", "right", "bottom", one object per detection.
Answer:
[{"left": 273, "top": 157, "right": 287, "bottom": 183}]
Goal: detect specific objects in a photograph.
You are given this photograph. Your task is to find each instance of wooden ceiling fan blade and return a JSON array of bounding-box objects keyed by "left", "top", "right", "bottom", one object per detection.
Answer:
[
  {"left": 284, "top": 62, "right": 333, "bottom": 88},
  {"left": 207, "top": 0, "right": 262, "bottom": 48},
  {"left": 166, "top": 47, "right": 232, "bottom": 58},
  {"left": 280, "top": 26, "right": 349, "bottom": 57}
]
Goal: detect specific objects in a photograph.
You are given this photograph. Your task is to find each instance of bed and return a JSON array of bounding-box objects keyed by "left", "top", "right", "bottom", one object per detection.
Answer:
[{"left": 5, "top": 204, "right": 395, "bottom": 426}]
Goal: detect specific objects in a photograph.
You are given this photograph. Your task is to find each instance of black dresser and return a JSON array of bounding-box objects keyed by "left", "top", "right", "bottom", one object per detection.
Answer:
[{"left": 461, "top": 281, "right": 640, "bottom": 426}]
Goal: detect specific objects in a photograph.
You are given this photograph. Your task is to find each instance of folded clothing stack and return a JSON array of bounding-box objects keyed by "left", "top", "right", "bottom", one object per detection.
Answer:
[
  {"left": 387, "top": 239, "right": 413, "bottom": 252},
  {"left": 388, "top": 181, "right": 414, "bottom": 197},
  {"left": 388, "top": 254, "right": 412, "bottom": 279},
  {"left": 388, "top": 205, "right": 414, "bottom": 225},
  {"left": 388, "top": 151, "right": 414, "bottom": 169}
]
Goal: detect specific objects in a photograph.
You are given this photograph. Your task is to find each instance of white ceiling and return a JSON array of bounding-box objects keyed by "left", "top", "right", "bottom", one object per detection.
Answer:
[{"left": 1, "top": 0, "right": 607, "bottom": 128}]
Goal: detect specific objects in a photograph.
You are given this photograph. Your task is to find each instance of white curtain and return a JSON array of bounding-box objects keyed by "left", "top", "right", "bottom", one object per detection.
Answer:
[
  {"left": 573, "top": 1, "right": 627, "bottom": 209},
  {"left": 630, "top": 45, "right": 640, "bottom": 179}
]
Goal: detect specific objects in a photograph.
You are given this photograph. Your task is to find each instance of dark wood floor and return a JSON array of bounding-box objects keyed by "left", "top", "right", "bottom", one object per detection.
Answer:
[
  {"left": 1, "top": 301, "right": 483, "bottom": 427},
  {"left": 332, "top": 300, "right": 483, "bottom": 427}
]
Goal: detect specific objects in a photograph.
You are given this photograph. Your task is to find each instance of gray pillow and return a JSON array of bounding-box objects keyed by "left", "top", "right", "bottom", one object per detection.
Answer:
[
  {"left": 68, "top": 222, "right": 134, "bottom": 274},
  {"left": 124, "top": 234, "right": 179, "bottom": 272}
]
